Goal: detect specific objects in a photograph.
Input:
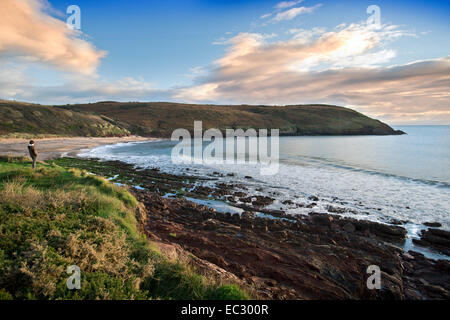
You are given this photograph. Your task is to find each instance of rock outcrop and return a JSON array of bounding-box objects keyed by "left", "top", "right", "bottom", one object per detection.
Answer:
[
  {"left": 413, "top": 228, "right": 450, "bottom": 256},
  {"left": 134, "top": 191, "right": 450, "bottom": 300}
]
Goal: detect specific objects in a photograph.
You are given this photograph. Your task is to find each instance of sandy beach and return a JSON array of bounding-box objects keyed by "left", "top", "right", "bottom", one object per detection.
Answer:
[{"left": 0, "top": 136, "right": 153, "bottom": 160}]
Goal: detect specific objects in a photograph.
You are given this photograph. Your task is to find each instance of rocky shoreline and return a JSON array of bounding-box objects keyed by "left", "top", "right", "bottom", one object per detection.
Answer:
[
  {"left": 134, "top": 191, "right": 450, "bottom": 299},
  {"left": 56, "top": 158, "right": 450, "bottom": 299}
]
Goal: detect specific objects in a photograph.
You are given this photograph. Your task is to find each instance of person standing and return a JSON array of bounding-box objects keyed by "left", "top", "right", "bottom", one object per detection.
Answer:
[{"left": 28, "top": 140, "right": 38, "bottom": 170}]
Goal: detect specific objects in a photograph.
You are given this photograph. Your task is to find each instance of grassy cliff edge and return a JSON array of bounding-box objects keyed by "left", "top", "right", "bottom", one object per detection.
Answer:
[{"left": 0, "top": 156, "right": 248, "bottom": 300}]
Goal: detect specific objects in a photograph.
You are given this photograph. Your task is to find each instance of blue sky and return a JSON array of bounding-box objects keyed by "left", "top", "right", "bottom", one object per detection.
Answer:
[
  {"left": 0, "top": 0, "right": 449, "bottom": 124},
  {"left": 46, "top": 0, "right": 450, "bottom": 88}
]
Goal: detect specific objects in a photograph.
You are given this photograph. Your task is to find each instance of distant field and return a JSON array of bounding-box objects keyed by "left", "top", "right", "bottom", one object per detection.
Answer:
[{"left": 0, "top": 100, "right": 404, "bottom": 138}]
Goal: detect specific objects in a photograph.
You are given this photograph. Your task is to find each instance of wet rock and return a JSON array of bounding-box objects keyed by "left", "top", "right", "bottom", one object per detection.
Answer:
[
  {"left": 239, "top": 196, "right": 252, "bottom": 203},
  {"left": 327, "top": 205, "right": 346, "bottom": 214},
  {"left": 343, "top": 223, "right": 355, "bottom": 233},
  {"left": 202, "top": 219, "right": 220, "bottom": 231},
  {"left": 308, "top": 195, "right": 319, "bottom": 202},
  {"left": 241, "top": 211, "right": 255, "bottom": 219},
  {"left": 101, "top": 158, "right": 450, "bottom": 301},
  {"left": 413, "top": 228, "right": 450, "bottom": 256},
  {"left": 267, "top": 221, "right": 284, "bottom": 232},
  {"left": 330, "top": 223, "right": 341, "bottom": 231},
  {"left": 402, "top": 252, "right": 414, "bottom": 260},
  {"left": 137, "top": 188, "right": 450, "bottom": 300},
  {"left": 389, "top": 219, "right": 406, "bottom": 226},
  {"left": 233, "top": 191, "right": 246, "bottom": 198},
  {"left": 423, "top": 284, "right": 450, "bottom": 299},
  {"left": 192, "top": 186, "right": 213, "bottom": 197},
  {"left": 227, "top": 196, "right": 236, "bottom": 203},
  {"left": 423, "top": 222, "right": 442, "bottom": 228},
  {"left": 251, "top": 195, "right": 275, "bottom": 207},
  {"left": 309, "top": 213, "right": 333, "bottom": 227},
  {"left": 352, "top": 220, "right": 407, "bottom": 243},
  {"left": 280, "top": 230, "right": 288, "bottom": 239},
  {"left": 238, "top": 195, "right": 275, "bottom": 207}
]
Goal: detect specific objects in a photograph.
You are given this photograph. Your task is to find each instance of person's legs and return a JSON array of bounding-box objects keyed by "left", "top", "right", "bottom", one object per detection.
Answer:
[{"left": 32, "top": 157, "right": 36, "bottom": 169}]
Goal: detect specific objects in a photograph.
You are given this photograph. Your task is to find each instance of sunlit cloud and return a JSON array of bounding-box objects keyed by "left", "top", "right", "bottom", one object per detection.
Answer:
[
  {"left": 275, "top": 1, "right": 304, "bottom": 9},
  {"left": 0, "top": 0, "right": 160, "bottom": 104},
  {"left": 175, "top": 23, "right": 450, "bottom": 124},
  {"left": 0, "top": 0, "right": 106, "bottom": 75},
  {"left": 0, "top": 0, "right": 448, "bottom": 124},
  {"left": 273, "top": 4, "right": 322, "bottom": 22},
  {"left": 0, "top": 63, "right": 166, "bottom": 104}
]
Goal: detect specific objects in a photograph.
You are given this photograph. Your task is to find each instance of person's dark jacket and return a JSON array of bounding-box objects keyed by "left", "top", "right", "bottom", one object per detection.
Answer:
[{"left": 28, "top": 144, "right": 38, "bottom": 158}]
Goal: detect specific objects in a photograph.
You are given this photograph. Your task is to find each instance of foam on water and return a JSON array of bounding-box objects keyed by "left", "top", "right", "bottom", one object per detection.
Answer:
[
  {"left": 79, "top": 132, "right": 450, "bottom": 259},
  {"left": 79, "top": 138, "right": 450, "bottom": 230}
]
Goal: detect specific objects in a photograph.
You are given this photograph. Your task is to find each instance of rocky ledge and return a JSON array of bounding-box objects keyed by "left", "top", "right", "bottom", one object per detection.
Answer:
[
  {"left": 58, "top": 158, "right": 449, "bottom": 300},
  {"left": 413, "top": 228, "right": 450, "bottom": 256},
  {"left": 134, "top": 190, "right": 450, "bottom": 300}
]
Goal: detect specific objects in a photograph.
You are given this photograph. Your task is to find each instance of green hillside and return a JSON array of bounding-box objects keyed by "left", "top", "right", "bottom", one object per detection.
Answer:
[
  {"left": 59, "top": 101, "right": 404, "bottom": 137},
  {"left": 0, "top": 100, "right": 404, "bottom": 138},
  {"left": 0, "top": 100, "right": 130, "bottom": 138}
]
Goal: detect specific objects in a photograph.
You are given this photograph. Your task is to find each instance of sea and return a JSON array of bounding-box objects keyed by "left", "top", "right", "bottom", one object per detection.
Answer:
[{"left": 79, "top": 125, "right": 450, "bottom": 259}]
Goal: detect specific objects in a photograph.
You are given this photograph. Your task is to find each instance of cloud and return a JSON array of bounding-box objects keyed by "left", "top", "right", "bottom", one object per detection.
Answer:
[
  {"left": 175, "top": 23, "right": 450, "bottom": 124},
  {"left": 275, "top": 1, "right": 304, "bottom": 9},
  {"left": 260, "top": 13, "right": 272, "bottom": 19},
  {"left": 0, "top": 0, "right": 106, "bottom": 75},
  {"left": 0, "top": 0, "right": 162, "bottom": 104},
  {"left": 1, "top": 2, "right": 448, "bottom": 124},
  {"left": 0, "top": 63, "right": 168, "bottom": 104},
  {"left": 273, "top": 4, "right": 321, "bottom": 22}
]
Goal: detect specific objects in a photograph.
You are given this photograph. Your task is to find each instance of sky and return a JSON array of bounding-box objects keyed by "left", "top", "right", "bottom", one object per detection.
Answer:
[{"left": 0, "top": 0, "right": 449, "bottom": 124}]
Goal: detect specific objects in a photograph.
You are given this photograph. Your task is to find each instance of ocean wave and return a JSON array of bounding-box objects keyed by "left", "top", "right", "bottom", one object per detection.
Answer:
[
  {"left": 79, "top": 139, "right": 450, "bottom": 231},
  {"left": 282, "top": 154, "right": 450, "bottom": 188}
]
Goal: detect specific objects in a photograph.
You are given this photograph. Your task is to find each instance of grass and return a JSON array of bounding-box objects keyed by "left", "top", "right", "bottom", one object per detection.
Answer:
[
  {"left": 0, "top": 156, "right": 248, "bottom": 300},
  {"left": 52, "top": 157, "right": 197, "bottom": 197},
  {"left": 0, "top": 100, "right": 130, "bottom": 137},
  {"left": 59, "top": 101, "right": 403, "bottom": 137}
]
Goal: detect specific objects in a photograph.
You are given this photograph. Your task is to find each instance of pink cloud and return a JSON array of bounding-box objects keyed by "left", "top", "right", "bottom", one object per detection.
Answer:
[
  {"left": 0, "top": 0, "right": 106, "bottom": 75},
  {"left": 175, "top": 24, "right": 450, "bottom": 124}
]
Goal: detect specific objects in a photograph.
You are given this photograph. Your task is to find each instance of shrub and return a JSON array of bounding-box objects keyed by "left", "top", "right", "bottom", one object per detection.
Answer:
[
  {"left": 141, "top": 261, "right": 208, "bottom": 300},
  {"left": 207, "top": 285, "right": 249, "bottom": 300},
  {"left": 0, "top": 289, "right": 13, "bottom": 300}
]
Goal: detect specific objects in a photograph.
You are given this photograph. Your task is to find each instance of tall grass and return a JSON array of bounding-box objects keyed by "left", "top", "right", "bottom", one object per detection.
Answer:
[{"left": 0, "top": 157, "right": 248, "bottom": 300}]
